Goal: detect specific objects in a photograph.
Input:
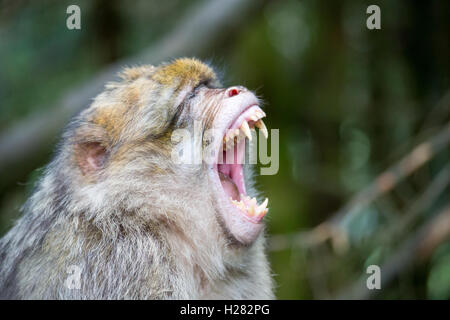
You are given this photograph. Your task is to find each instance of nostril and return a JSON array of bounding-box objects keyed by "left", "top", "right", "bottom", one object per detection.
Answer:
[{"left": 227, "top": 87, "right": 240, "bottom": 97}]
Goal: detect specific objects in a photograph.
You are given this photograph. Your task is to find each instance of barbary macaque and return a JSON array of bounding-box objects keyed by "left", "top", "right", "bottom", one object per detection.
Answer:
[{"left": 0, "top": 58, "right": 273, "bottom": 299}]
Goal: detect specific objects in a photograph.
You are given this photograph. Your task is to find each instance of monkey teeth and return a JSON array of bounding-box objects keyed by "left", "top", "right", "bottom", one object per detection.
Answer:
[
  {"left": 230, "top": 196, "right": 269, "bottom": 221},
  {"left": 217, "top": 105, "right": 270, "bottom": 224},
  {"left": 241, "top": 121, "right": 252, "bottom": 141},
  {"left": 222, "top": 108, "right": 268, "bottom": 150},
  {"left": 254, "top": 119, "right": 268, "bottom": 139}
]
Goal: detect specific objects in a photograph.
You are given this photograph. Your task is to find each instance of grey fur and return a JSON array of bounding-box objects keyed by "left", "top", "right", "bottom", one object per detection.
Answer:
[{"left": 0, "top": 59, "right": 274, "bottom": 299}]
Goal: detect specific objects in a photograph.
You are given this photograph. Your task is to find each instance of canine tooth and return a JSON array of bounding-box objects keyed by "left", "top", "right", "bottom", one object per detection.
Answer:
[
  {"left": 255, "top": 120, "right": 268, "bottom": 139},
  {"left": 240, "top": 121, "right": 252, "bottom": 141},
  {"left": 257, "top": 198, "right": 268, "bottom": 212},
  {"left": 256, "top": 209, "right": 268, "bottom": 219}
]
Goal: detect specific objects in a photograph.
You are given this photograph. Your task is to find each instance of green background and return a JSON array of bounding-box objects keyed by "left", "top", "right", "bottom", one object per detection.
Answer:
[{"left": 0, "top": 0, "right": 449, "bottom": 299}]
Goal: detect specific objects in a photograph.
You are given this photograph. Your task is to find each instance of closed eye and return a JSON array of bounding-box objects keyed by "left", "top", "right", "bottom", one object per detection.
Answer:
[
  {"left": 171, "top": 81, "right": 210, "bottom": 127},
  {"left": 187, "top": 80, "right": 210, "bottom": 100}
]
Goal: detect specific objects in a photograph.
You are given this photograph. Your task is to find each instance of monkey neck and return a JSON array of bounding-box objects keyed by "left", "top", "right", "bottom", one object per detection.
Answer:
[{"left": 0, "top": 162, "right": 270, "bottom": 299}]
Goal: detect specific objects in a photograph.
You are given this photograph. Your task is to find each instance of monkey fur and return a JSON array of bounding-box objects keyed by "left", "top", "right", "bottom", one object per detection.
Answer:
[{"left": 0, "top": 58, "right": 274, "bottom": 299}]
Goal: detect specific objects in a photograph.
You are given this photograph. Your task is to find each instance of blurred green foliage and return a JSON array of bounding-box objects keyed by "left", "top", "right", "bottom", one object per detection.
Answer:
[{"left": 0, "top": 0, "right": 449, "bottom": 299}]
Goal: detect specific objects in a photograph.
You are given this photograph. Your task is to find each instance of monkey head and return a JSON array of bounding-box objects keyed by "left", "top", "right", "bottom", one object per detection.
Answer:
[{"left": 66, "top": 58, "right": 269, "bottom": 247}]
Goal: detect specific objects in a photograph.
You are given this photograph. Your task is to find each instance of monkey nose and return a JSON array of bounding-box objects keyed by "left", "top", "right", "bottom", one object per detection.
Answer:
[{"left": 226, "top": 86, "right": 245, "bottom": 98}]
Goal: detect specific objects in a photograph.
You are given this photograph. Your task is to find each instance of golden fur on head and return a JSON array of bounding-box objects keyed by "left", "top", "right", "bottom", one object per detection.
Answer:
[{"left": 152, "top": 58, "right": 217, "bottom": 87}]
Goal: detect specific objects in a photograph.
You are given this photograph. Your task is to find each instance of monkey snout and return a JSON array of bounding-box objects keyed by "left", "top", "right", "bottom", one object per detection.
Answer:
[{"left": 226, "top": 86, "right": 246, "bottom": 98}]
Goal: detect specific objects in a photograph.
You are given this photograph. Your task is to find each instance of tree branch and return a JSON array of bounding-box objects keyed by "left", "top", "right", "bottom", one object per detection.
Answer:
[
  {"left": 269, "top": 122, "right": 450, "bottom": 252},
  {"left": 336, "top": 203, "right": 450, "bottom": 299}
]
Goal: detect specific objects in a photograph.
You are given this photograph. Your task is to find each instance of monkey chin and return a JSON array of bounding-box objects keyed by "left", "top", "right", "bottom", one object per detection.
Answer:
[{"left": 207, "top": 93, "right": 269, "bottom": 245}]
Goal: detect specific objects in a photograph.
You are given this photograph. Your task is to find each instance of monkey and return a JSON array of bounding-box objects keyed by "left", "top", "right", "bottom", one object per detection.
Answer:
[{"left": 0, "top": 58, "right": 274, "bottom": 299}]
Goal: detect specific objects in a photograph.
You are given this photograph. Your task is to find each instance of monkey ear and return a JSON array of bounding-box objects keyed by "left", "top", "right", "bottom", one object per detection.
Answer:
[
  {"left": 73, "top": 123, "right": 110, "bottom": 177},
  {"left": 74, "top": 141, "right": 108, "bottom": 176}
]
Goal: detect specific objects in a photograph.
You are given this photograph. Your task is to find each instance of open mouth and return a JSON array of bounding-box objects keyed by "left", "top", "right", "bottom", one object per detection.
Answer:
[{"left": 214, "top": 105, "right": 269, "bottom": 225}]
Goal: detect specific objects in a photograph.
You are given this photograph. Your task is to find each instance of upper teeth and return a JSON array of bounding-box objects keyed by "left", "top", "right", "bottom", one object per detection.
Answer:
[
  {"left": 255, "top": 119, "right": 268, "bottom": 139},
  {"left": 222, "top": 109, "right": 268, "bottom": 150},
  {"left": 241, "top": 121, "right": 252, "bottom": 141}
]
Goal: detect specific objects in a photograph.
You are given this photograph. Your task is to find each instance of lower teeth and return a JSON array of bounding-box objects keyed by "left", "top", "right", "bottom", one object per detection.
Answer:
[{"left": 230, "top": 195, "right": 269, "bottom": 219}]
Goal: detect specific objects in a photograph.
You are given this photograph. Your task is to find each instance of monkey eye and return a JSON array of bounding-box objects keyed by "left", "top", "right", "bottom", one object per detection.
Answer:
[
  {"left": 186, "top": 91, "right": 197, "bottom": 100},
  {"left": 187, "top": 81, "right": 210, "bottom": 100}
]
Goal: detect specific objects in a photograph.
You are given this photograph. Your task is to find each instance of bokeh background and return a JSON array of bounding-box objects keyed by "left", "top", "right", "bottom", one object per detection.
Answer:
[{"left": 0, "top": 0, "right": 449, "bottom": 299}]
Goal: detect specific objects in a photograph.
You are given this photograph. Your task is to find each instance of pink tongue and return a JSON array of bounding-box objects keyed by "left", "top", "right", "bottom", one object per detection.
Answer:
[{"left": 219, "top": 172, "right": 240, "bottom": 201}]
